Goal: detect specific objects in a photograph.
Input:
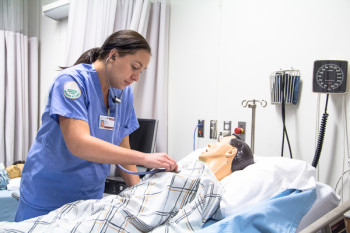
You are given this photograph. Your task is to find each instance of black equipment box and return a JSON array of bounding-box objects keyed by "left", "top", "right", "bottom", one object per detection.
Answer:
[{"left": 104, "top": 176, "right": 127, "bottom": 195}]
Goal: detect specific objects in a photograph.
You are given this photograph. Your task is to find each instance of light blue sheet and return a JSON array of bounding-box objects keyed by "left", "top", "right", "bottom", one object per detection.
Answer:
[
  {"left": 0, "top": 190, "right": 18, "bottom": 222},
  {"left": 199, "top": 188, "right": 316, "bottom": 233}
]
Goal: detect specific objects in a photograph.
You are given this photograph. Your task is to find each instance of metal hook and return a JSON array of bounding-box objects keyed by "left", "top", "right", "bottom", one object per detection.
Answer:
[
  {"left": 260, "top": 100, "right": 267, "bottom": 107},
  {"left": 242, "top": 99, "right": 267, "bottom": 108},
  {"left": 242, "top": 100, "right": 248, "bottom": 107}
]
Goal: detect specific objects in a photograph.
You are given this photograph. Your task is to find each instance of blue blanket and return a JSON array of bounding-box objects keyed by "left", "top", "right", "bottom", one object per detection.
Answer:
[
  {"left": 0, "top": 190, "right": 18, "bottom": 222},
  {"left": 199, "top": 188, "right": 316, "bottom": 233}
]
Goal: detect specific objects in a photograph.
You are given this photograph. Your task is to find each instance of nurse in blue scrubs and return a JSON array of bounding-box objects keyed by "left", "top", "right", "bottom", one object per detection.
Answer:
[{"left": 15, "top": 30, "right": 178, "bottom": 221}]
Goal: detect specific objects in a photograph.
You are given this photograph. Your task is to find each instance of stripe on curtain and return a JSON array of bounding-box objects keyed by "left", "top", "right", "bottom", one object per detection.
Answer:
[
  {"left": 0, "top": 0, "right": 40, "bottom": 167},
  {"left": 0, "top": 30, "right": 39, "bottom": 167}
]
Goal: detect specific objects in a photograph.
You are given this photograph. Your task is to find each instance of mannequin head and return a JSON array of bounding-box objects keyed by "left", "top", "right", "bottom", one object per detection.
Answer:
[
  {"left": 199, "top": 137, "right": 254, "bottom": 181},
  {"left": 199, "top": 142, "right": 237, "bottom": 181}
]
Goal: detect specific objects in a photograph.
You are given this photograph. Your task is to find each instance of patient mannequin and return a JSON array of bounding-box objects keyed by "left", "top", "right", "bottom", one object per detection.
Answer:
[{"left": 199, "top": 136, "right": 254, "bottom": 181}]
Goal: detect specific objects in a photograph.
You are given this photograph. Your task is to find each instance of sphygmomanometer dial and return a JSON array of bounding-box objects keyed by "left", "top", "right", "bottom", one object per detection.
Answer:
[
  {"left": 316, "top": 64, "right": 344, "bottom": 91},
  {"left": 313, "top": 60, "right": 348, "bottom": 93}
]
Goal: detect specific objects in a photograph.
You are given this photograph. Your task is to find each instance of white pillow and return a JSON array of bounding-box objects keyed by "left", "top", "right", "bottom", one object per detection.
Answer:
[
  {"left": 7, "top": 177, "right": 21, "bottom": 192},
  {"left": 219, "top": 155, "right": 316, "bottom": 217},
  {"left": 177, "top": 147, "right": 205, "bottom": 166}
]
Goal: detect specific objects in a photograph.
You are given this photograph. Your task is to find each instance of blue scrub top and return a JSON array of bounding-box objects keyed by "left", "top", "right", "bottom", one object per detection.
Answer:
[{"left": 16, "top": 64, "right": 139, "bottom": 220}]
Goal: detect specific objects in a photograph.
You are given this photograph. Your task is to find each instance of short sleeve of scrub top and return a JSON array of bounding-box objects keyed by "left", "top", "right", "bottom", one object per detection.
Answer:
[{"left": 50, "top": 75, "right": 89, "bottom": 123}]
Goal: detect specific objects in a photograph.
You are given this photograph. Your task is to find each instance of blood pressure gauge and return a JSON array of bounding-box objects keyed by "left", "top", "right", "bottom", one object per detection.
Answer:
[{"left": 313, "top": 60, "right": 348, "bottom": 93}]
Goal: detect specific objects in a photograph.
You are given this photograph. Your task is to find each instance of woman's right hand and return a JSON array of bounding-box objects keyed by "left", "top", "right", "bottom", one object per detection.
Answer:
[{"left": 143, "top": 153, "right": 178, "bottom": 172}]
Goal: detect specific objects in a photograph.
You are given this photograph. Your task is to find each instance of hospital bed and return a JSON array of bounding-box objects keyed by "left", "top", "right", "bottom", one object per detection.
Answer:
[
  {"left": 182, "top": 148, "right": 342, "bottom": 233},
  {"left": 0, "top": 148, "right": 342, "bottom": 233},
  {"left": 300, "top": 200, "right": 350, "bottom": 233}
]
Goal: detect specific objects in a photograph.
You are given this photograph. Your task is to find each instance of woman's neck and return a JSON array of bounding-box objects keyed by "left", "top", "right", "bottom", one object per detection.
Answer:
[{"left": 93, "top": 60, "right": 110, "bottom": 107}]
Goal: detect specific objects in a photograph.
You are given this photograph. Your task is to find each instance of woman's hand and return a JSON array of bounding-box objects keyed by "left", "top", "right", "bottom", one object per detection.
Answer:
[
  {"left": 143, "top": 153, "right": 178, "bottom": 172},
  {"left": 59, "top": 116, "right": 178, "bottom": 172}
]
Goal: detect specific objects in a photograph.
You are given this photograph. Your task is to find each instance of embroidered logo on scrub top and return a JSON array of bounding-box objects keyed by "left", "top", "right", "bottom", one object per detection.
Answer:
[{"left": 63, "top": 81, "right": 81, "bottom": 99}]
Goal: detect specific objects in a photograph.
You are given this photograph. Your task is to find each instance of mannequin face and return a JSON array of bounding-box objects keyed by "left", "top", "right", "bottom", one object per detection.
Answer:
[{"left": 199, "top": 142, "right": 238, "bottom": 181}]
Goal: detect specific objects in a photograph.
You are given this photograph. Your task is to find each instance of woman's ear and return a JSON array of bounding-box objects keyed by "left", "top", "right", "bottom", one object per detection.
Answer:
[
  {"left": 225, "top": 147, "right": 237, "bottom": 158},
  {"left": 108, "top": 49, "right": 118, "bottom": 60}
]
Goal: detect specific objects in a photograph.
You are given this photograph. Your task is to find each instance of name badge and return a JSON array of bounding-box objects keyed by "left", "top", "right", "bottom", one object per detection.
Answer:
[{"left": 99, "top": 115, "right": 115, "bottom": 130}]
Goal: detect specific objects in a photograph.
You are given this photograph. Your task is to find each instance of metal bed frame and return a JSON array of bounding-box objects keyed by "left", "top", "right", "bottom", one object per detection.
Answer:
[{"left": 300, "top": 200, "right": 350, "bottom": 233}]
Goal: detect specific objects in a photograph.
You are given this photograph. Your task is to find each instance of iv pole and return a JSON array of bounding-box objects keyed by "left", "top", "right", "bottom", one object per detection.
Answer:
[{"left": 242, "top": 99, "right": 267, "bottom": 153}]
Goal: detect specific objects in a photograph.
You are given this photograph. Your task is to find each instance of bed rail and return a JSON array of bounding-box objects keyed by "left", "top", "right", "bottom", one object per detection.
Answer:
[{"left": 300, "top": 199, "right": 350, "bottom": 233}]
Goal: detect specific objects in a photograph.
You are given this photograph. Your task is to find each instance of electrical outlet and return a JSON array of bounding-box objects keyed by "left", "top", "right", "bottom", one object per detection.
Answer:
[
  {"left": 237, "top": 121, "right": 246, "bottom": 141},
  {"left": 198, "top": 120, "right": 204, "bottom": 137},
  {"left": 223, "top": 121, "right": 232, "bottom": 137},
  {"left": 210, "top": 120, "right": 218, "bottom": 139}
]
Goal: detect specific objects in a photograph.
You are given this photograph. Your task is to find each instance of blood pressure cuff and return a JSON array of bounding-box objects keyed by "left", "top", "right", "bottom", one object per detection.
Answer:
[{"left": 292, "top": 76, "right": 300, "bottom": 105}]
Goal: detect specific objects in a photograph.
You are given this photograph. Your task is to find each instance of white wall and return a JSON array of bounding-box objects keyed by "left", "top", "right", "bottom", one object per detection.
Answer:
[
  {"left": 38, "top": 0, "right": 350, "bottom": 198},
  {"left": 168, "top": 0, "right": 350, "bottom": 198},
  {"left": 39, "top": 0, "right": 68, "bottom": 116}
]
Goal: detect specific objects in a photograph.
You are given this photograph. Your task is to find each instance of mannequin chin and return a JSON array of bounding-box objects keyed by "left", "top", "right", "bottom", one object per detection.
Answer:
[{"left": 199, "top": 136, "right": 254, "bottom": 181}]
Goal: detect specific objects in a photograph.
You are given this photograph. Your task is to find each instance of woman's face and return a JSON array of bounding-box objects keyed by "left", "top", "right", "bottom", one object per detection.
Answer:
[{"left": 108, "top": 50, "right": 151, "bottom": 89}]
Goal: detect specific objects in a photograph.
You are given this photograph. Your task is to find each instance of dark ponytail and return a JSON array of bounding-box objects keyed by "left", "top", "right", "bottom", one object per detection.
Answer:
[
  {"left": 61, "top": 30, "right": 151, "bottom": 70},
  {"left": 73, "top": 47, "right": 101, "bottom": 65}
]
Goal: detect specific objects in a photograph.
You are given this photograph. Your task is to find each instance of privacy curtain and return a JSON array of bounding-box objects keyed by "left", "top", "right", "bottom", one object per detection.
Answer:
[
  {"left": 0, "top": 0, "right": 40, "bottom": 166},
  {"left": 65, "top": 0, "right": 170, "bottom": 152}
]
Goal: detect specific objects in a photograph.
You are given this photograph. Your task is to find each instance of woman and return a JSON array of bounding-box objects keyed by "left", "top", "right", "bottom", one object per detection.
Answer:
[{"left": 15, "top": 30, "right": 178, "bottom": 221}]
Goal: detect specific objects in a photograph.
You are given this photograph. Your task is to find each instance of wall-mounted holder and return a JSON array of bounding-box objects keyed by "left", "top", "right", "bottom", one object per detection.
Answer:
[
  {"left": 270, "top": 69, "right": 300, "bottom": 105},
  {"left": 242, "top": 99, "right": 267, "bottom": 154},
  {"left": 270, "top": 68, "right": 301, "bottom": 158}
]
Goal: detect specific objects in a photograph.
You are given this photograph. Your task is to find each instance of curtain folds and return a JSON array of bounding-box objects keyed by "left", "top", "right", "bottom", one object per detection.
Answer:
[
  {"left": 132, "top": 1, "right": 170, "bottom": 152},
  {"left": 65, "top": 0, "right": 170, "bottom": 152},
  {"left": 0, "top": 0, "right": 39, "bottom": 166}
]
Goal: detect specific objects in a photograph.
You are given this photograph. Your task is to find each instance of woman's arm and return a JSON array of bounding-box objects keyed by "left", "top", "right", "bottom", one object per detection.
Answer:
[
  {"left": 58, "top": 116, "right": 178, "bottom": 171},
  {"left": 118, "top": 135, "right": 140, "bottom": 187}
]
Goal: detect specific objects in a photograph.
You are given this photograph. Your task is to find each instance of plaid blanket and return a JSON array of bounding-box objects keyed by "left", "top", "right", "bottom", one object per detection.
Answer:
[{"left": 0, "top": 161, "right": 222, "bottom": 232}]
